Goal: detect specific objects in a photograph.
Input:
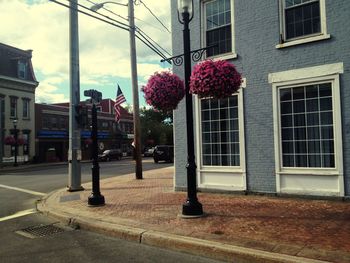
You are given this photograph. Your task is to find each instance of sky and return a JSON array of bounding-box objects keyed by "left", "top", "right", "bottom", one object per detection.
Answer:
[{"left": 0, "top": 0, "right": 172, "bottom": 107}]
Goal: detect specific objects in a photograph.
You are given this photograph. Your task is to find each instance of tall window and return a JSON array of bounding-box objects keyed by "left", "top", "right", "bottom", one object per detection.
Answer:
[
  {"left": 280, "top": 83, "right": 334, "bottom": 168},
  {"left": 201, "top": 95, "right": 240, "bottom": 166},
  {"left": 10, "top": 97, "right": 17, "bottom": 118},
  {"left": 18, "top": 60, "right": 27, "bottom": 79},
  {"left": 22, "top": 98, "right": 30, "bottom": 119},
  {"left": 204, "top": 0, "right": 232, "bottom": 57}
]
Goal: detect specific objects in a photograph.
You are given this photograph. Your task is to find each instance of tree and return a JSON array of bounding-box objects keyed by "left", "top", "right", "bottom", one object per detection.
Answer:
[{"left": 139, "top": 107, "right": 173, "bottom": 149}]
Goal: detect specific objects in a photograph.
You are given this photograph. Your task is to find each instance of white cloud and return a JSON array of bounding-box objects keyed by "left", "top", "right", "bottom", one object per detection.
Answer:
[{"left": 0, "top": 0, "right": 171, "bottom": 103}]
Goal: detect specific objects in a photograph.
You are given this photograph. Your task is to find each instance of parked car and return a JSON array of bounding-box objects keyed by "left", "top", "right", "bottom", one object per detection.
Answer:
[
  {"left": 143, "top": 147, "right": 155, "bottom": 157},
  {"left": 153, "top": 145, "right": 174, "bottom": 163},
  {"left": 98, "top": 149, "right": 122, "bottom": 161}
]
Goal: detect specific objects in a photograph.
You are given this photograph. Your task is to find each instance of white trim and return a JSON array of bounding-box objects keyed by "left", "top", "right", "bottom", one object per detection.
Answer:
[
  {"left": 268, "top": 63, "right": 344, "bottom": 84},
  {"left": 277, "top": 0, "right": 329, "bottom": 48},
  {"left": 276, "top": 34, "right": 331, "bottom": 49},
  {"left": 195, "top": 88, "right": 246, "bottom": 191},
  {"left": 0, "top": 74, "right": 38, "bottom": 86},
  {"left": 201, "top": 0, "right": 236, "bottom": 60},
  {"left": 270, "top": 63, "right": 344, "bottom": 196}
]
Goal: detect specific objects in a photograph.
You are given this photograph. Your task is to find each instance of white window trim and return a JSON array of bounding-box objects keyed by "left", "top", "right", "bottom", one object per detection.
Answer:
[
  {"left": 269, "top": 63, "right": 344, "bottom": 195},
  {"left": 276, "top": 0, "right": 330, "bottom": 49},
  {"left": 201, "top": 0, "right": 237, "bottom": 60},
  {"left": 194, "top": 89, "right": 246, "bottom": 181}
]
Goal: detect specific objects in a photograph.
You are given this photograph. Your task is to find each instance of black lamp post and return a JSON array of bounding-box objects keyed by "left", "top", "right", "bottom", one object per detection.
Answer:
[
  {"left": 85, "top": 89, "right": 105, "bottom": 207},
  {"left": 178, "top": 0, "right": 203, "bottom": 217},
  {"left": 13, "top": 119, "right": 18, "bottom": 167}
]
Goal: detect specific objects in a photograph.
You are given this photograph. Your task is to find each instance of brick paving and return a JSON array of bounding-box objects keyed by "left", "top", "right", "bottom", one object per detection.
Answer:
[{"left": 46, "top": 165, "right": 350, "bottom": 263}]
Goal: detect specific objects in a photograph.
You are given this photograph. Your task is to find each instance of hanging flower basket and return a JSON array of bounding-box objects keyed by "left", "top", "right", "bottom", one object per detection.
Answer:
[
  {"left": 142, "top": 71, "right": 185, "bottom": 112},
  {"left": 85, "top": 138, "right": 93, "bottom": 145},
  {"left": 190, "top": 60, "right": 242, "bottom": 99},
  {"left": 17, "top": 137, "right": 26, "bottom": 145},
  {"left": 4, "top": 136, "right": 16, "bottom": 145}
]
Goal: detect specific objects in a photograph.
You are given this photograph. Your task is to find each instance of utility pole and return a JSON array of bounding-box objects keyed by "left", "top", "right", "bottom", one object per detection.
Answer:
[
  {"left": 0, "top": 98, "right": 3, "bottom": 168},
  {"left": 128, "top": 0, "right": 142, "bottom": 179},
  {"left": 68, "top": 0, "right": 83, "bottom": 191}
]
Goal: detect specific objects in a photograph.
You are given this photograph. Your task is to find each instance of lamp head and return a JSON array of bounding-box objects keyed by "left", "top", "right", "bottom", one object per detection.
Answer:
[
  {"left": 177, "top": 0, "right": 193, "bottom": 22},
  {"left": 90, "top": 3, "right": 104, "bottom": 12},
  {"left": 13, "top": 119, "right": 17, "bottom": 125}
]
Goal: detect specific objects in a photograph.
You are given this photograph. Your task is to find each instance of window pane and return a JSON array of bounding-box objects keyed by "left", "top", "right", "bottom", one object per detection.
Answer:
[
  {"left": 280, "top": 83, "right": 335, "bottom": 168},
  {"left": 201, "top": 95, "right": 240, "bottom": 167},
  {"left": 280, "top": 88, "right": 292, "bottom": 101}
]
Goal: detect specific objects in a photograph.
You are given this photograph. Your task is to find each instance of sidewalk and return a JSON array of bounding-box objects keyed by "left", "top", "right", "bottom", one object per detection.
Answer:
[{"left": 37, "top": 166, "right": 350, "bottom": 263}]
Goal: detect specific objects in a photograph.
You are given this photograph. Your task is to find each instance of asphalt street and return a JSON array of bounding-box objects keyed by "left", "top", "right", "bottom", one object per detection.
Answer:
[{"left": 0, "top": 158, "right": 224, "bottom": 263}]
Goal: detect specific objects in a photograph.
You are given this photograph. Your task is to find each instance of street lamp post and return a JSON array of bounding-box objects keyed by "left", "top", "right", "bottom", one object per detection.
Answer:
[
  {"left": 85, "top": 89, "right": 105, "bottom": 206},
  {"left": 12, "top": 119, "right": 18, "bottom": 167},
  {"left": 178, "top": 0, "right": 203, "bottom": 217}
]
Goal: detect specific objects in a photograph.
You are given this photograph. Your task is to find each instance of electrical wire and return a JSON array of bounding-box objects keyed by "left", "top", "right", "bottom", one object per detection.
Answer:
[
  {"left": 138, "top": 0, "right": 171, "bottom": 34},
  {"left": 49, "top": 0, "right": 170, "bottom": 61},
  {"left": 136, "top": 28, "right": 171, "bottom": 57}
]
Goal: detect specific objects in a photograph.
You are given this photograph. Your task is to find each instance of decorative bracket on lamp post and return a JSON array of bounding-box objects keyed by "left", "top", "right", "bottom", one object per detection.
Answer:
[{"left": 160, "top": 45, "right": 215, "bottom": 66}]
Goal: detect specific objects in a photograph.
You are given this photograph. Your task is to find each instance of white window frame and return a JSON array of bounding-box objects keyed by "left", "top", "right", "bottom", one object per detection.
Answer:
[
  {"left": 201, "top": 0, "right": 237, "bottom": 60},
  {"left": 22, "top": 98, "right": 30, "bottom": 119},
  {"left": 195, "top": 90, "right": 246, "bottom": 175},
  {"left": 269, "top": 63, "right": 344, "bottom": 195},
  {"left": 276, "top": 0, "right": 330, "bottom": 49},
  {"left": 18, "top": 60, "right": 27, "bottom": 79}
]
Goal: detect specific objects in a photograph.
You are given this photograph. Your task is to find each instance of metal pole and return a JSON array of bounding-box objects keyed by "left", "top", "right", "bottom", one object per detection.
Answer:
[
  {"left": 181, "top": 11, "right": 203, "bottom": 217},
  {"left": 88, "top": 103, "right": 105, "bottom": 206},
  {"left": 0, "top": 98, "right": 3, "bottom": 167},
  {"left": 14, "top": 122, "right": 18, "bottom": 167},
  {"left": 128, "top": 0, "right": 142, "bottom": 179},
  {"left": 68, "top": 0, "right": 83, "bottom": 191}
]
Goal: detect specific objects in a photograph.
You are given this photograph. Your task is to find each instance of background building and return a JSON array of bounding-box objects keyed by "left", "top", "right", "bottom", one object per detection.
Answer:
[
  {"left": 35, "top": 99, "right": 133, "bottom": 162},
  {"left": 172, "top": 0, "right": 350, "bottom": 197},
  {"left": 0, "top": 42, "right": 39, "bottom": 165}
]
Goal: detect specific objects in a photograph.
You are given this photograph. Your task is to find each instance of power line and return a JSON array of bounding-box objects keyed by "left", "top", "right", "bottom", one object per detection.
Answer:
[
  {"left": 49, "top": 0, "right": 170, "bottom": 61},
  {"left": 137, "top": 0, "right": 171, "bottom": 34},
  {"left": 136, "top": 27, "right": 171, "bottom": 57}
]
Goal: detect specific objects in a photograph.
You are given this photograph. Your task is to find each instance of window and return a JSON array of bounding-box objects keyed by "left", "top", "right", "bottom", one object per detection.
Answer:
[
  {"left": 203, "top": 0, "right": 235, "bottom": 58},
  {"left": 200, "top": 95, "right": 240, "bottom": 166},
  {"left": 10, "top": 97, "right": 17, "bottom": 118},
  {"left": 22, "top": 98, "right": 30, "bottom": 119},
  {"left": 280, "top": 83, "right": 334, "bottom": 168},
  {"left": 18, "top": 60, "right": 27, "bottom": 79},
  {"left": 278, "top": 0, "right": 329, "bottom": 47},
  {"left": 270, "top": 62, "right": 343, "bottom": 173}
]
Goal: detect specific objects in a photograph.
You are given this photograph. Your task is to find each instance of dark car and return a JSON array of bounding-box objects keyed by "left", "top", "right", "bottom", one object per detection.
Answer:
[
  {"left": 98, "top": 149, "right": 122, "bottom": 161},
  {"left": 153, "top": 145, "right": 174, "bottom": 163}
]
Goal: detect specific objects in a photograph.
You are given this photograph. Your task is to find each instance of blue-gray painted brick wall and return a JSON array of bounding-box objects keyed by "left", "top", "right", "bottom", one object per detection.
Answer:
[{"left": 171, "top": 0, "right": 350, "bottom": 195}]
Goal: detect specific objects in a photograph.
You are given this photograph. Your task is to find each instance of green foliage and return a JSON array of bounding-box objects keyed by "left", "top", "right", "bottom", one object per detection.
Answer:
[{"left": 140, "top": 107, "right": 173, "bottom": 147}]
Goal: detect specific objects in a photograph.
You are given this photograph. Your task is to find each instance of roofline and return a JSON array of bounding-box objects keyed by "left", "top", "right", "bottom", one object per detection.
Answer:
[{"left": 0, "top": 42, "right": 33, "bottom": 57}]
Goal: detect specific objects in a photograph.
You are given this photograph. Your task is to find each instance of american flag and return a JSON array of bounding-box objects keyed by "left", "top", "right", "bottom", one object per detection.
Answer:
[{"left": 114, "top": 85, "right": 126, "bottom": 123}]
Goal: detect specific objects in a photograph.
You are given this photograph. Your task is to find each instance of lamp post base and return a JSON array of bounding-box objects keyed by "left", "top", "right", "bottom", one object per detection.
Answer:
[
  {"left": 88, "top": 193, "right": 105, "bottom": 206},
  {"left": 182, "top": 199, "right": 203, "bottom": 217}
]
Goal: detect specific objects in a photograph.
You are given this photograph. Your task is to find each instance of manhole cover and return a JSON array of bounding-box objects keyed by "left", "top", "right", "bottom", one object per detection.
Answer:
[{"left": 16, "top": 224, "right": 65, "bottom": 239}]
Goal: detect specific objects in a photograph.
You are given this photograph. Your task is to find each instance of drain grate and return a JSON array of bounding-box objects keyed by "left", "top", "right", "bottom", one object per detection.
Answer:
[{"left": 16, "top": 224, "right": 65, "bottom": 239}]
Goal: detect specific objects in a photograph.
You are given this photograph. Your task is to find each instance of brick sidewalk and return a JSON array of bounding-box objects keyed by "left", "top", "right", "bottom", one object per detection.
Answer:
[{"left": 39, "top": 166, "right": 350, "bottom": 263}]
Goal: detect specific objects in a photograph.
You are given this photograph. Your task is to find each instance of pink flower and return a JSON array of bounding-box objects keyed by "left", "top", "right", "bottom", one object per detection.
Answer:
[
  {"left": 142, "top": 71, "right": 185, "bottom": 111},
  {"left": 190, "top": 60, "right": 242, "bottom": 98}
]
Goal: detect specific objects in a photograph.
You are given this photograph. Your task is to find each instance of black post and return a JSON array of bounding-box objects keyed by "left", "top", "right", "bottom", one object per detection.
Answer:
[
  {"left": 13, "top": 121, "right": 18, "bottom": 167},
  {"left": 181, "top": 11, "right": 203, "bottom": 217},
  {"left": 88, "top": 103, "right": 105, "bottom": 206}
]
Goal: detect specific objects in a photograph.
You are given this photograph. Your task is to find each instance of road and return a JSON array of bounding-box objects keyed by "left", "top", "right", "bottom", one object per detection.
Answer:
[{"left": 0, "top": 158, "right": 223, "bottom": 263}]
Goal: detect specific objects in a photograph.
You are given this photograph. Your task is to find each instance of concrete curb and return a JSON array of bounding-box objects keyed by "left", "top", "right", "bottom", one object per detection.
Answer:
[{"left": 37, "top": 190, "right": 329, "bottom": 263}]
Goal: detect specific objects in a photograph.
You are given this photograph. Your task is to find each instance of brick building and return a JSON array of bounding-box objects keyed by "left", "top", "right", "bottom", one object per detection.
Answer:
[
  {"left": 172, "top": 0, "right": 350, "bottom": 197},
  {"left": 35, "top": 99, "right": 133, "bottom": 162}
]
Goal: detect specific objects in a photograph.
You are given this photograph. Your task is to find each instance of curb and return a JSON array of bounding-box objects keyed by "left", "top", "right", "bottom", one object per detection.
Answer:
[{"left": 37, "top": 191, "right": 329, "bottom": 263}]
